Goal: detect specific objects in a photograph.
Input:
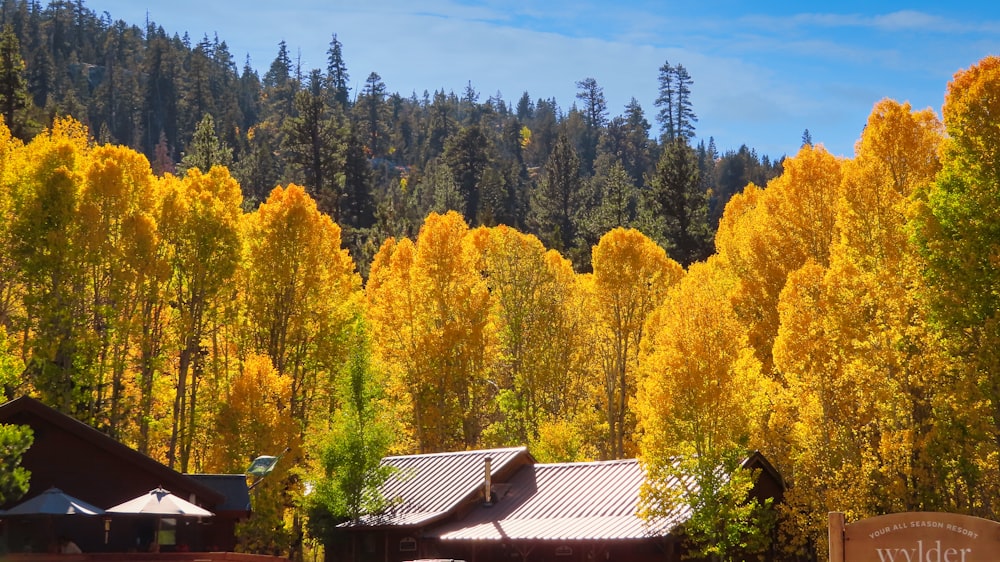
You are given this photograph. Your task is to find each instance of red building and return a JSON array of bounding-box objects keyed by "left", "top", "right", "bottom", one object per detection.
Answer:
[
  {"left": 0, "top": 396, "right": 250, "bottom": 554},
  {"left": 329, "top": 447, "right": 784, "bottom": 562}
]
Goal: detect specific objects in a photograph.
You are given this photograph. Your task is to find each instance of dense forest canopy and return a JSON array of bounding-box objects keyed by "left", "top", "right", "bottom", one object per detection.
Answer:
[
  {"left": 3, "top": 2, "right": 1000, "bottom": 562},
  {"left": 0, "top": 0, "right": 783, "bottom": 273}
]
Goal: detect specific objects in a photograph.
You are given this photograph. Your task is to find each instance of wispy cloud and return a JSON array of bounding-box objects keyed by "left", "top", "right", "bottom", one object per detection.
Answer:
[{"left": 742, "top": 10, "right": 1000, "bottom": 34}]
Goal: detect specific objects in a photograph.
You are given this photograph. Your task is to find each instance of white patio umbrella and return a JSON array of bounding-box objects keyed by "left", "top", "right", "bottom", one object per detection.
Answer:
[
  {"left": 107, "top": 487, "right": 213, "bottom": 549},
  {"left": 107, "top": 487, "right": 213, "bottom": 517}
]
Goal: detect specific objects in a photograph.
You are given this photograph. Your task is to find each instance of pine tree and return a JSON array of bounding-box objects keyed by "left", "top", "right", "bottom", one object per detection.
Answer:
[
  {"left": 443, "top": 124, "right": 489, "bottom": 224},
  {"left": 575, "top": 77, "right": 607, "bottom": 174},
  {"left": 646, "top": 139, "right": 712, "bottom": 266},
  {"left": 283, "top": 69, "right": 344, "bottom": 219},
  {"left": 654, "top": 61, "right": 697, "bottom": 143},
  {"left": 532, "top": 134, "right": 584, "bottom": 261},
  {"left": 326, "top": 33, "right": 350, "bottom": 108},
  {"left": 356, "top": 72, "right": 387, "bottom": 156},
  {"left": 0, "top": 24, "right": 30, "bottom": 138},
  {"left": 178, "top": 113, "right": 233, "bottom": 174}
]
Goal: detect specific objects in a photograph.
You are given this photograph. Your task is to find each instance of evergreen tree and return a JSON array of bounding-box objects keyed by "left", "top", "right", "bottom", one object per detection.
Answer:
[
  {"left": 673, "top": 64, "right": 696, "bottom": 140},
  {"left": 0, "top": 24, "right": 29, "bottom": 138},
  {"left": 237, "top": 55, "right": 261, "bottom": 130},
  {"left": 582, "top": 160, "right": 640, "bottom": 243},
  {"left": 532, "top": 133, "right": 584, "bottom": 262},
  {"left": 424, "top": 89, "right": 457, "bottom": 163},
  {"left": 655, "top": 61, "right": 697, "bottom": 143},
  {"left": 575, "top": 77, "right": 607, "bottom": 174},
  {"left": 341, "top": 124, "right": 376, "bottom": 230},
  {"left": 356, "top": 72, "right": 387, "bottom": 156},
  {"left": 326, "top": 33, "right": 349, "bottom": 108},
  {"left": 284, "top": 69, "right": 344, "bottom": 219},
  {"left": 142, "top": 27, "right": 181, "bottom": 157},
  {"left": 443, "top": 124, "right": 489, "bottom": 224},
  {"left": 178, "top": 113, "right": 233, "bottom": 174},
  {"left": 646, "top": 139, "right": 712, "bottom": 266},
  {"left": 515, "top": 91, "right": 533, "bottom": 121},
  {"left": 262, "top": 40, "right": 296, "bottom": 117}
]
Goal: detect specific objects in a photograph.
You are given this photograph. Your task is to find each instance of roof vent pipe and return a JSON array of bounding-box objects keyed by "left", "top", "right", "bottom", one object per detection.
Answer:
[{"left": 484, "top": 456, "right": 493, "bottom": 506}]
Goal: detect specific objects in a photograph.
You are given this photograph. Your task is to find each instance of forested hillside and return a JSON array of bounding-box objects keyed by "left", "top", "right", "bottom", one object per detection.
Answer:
[
  {"left": 3, "top": 2, "right": 1000, "bottom": 561},
  {"left": 0, "top": 0, "right": 781, "bottom": 273}
]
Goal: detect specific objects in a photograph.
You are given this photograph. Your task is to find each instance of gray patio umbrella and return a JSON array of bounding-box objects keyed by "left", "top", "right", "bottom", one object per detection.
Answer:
[
  {"left": 0, "top": 487, "right": 105, "bottom": 516},
  {"left": 0, "top": 487, "right": 105, "bottom": 551}
]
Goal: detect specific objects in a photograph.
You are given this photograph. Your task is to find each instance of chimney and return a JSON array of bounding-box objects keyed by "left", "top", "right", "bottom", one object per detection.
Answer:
[{"left": 484, "top": 456, "right": 493, "bottom": 506}]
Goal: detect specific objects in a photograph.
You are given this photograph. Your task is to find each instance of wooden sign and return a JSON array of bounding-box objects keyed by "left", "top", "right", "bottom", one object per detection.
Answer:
[{"left": 829, "top": 511, "right": 1000, "bottom": 562}]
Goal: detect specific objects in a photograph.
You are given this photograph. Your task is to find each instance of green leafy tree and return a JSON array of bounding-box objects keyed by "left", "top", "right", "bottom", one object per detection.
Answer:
[
  {"left": 0, "top": 422, "right": 32, "bottom": 505},
  {"left": 647, "top": 452, "right": 774, "bottom": 562},
  {"left": 306, "top": 319, "right": 395, "bottom": 555},
  {"left": 913, "top": 55, "right": 1000, "bottom": 514}
]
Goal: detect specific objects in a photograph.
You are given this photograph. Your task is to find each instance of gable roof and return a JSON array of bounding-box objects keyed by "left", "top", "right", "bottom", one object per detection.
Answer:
[
  {"left": 430, "top": 452, "right": 785, "bottom": 542},
  {"left": 359, "top": 447, "right": 533, "bottom": 528},
  {"left": 432, "top": 458, "right": 669, "bottom": 541},
  {"left": 0, "top": 396, "right": 223, "bottom": 507}
]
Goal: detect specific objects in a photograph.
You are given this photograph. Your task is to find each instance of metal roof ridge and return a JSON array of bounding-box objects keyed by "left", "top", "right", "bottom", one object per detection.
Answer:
[
  {"left": 382, "top": 446, "right": 528, "bottom": 461},
  {"left": 536, "top": 458, "right": 640, "bottom": 468}
]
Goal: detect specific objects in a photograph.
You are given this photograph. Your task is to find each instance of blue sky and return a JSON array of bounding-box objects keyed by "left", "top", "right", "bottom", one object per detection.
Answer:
[{"left": 83, "top": 0, "right": 1000, "bottom": 159}]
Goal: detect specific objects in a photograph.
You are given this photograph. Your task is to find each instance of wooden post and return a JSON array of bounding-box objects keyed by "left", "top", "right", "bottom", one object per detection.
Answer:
[{"left": 828, "top": 512, "right": 845, "bottom": 562}]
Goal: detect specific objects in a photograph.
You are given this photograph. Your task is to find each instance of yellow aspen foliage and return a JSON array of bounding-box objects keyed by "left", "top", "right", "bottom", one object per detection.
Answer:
[
  {"left": 912, "top": 55, "right": 1000, "bottom": 518},
  {"left": 208, "top": 352, "right": 299, "bottom": 555},
  {"left": 366, "top": 236, "right": 419, "bottom": 452},
  {"left": 240, "top": 183, "right": 361, "bottom": 429},
  {"left": 0, "top": 117, "right": 24, "bottom": 337},
  {"left": 715, "top": 145, "right": 843, "bottom": 375},
  {"left": 158, "top": 165, "right": 243, "bottom": 472},
  {"left": 638, "top": 257, "right": 766, "bottom": 463},
  {"left": 532, "top": 248, "right": 601, "bottom": 462},
  {"left": 839, "top": 99, "right": 942, "bottom": 271},
  {"left": 7, "top": 117, "right": 92, "bottom": 417},
  {"left": 589, "top": 227, "right": 683, "bottom": 459},
  {"left": 78, "top": 144, "right": 160, "bottom": 439},
  {"left": 637, "top": 257, "right": 773, "bottom": 560},
  {"left": 132, "top": 173, "right": 178, "bottom": 459},
  {"left": 472, "top": 225, "right": 588, "bottom": 450},
  {"left": 366, "top": 211, "right": 494, "bottom": 452},
  {"left": 772, "top": 98, "right": 952, "bottom": 556},
  {"left": 208, "top": 352, "right": 297, "bottom": 472}
]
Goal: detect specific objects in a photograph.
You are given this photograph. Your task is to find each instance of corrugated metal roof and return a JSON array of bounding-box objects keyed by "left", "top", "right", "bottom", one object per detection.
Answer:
[
  {"left": 353, "top": 447, "right": 530, "bottom": 527},
  {"left": 431, "top": 459, "right": 688, "bottom": 541}
]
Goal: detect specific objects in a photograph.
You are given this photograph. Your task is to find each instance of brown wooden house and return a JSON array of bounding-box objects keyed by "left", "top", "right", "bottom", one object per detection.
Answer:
[
  {"left": 329, "top": 447, "right": 784, "bottom": 562},
  {"left": 0, "top": 396, "right": 250, "bottom": 554}
]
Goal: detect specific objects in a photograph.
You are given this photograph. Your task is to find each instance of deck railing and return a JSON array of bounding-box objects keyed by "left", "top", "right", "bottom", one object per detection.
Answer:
[{"left": 0, "top": 553, "right": 290, "bottom": 562}]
